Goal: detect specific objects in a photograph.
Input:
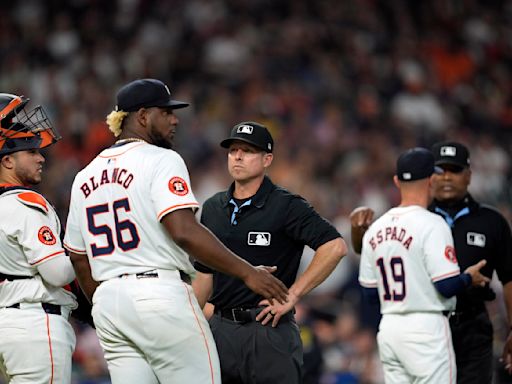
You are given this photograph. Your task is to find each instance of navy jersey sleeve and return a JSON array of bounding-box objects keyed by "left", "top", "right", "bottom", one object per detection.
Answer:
[
  {"left": 284, "top": 194, "right": 341, "bottom": 250},
  {"left": 494, "top": 211, "right": 512, "bottom": 285}
]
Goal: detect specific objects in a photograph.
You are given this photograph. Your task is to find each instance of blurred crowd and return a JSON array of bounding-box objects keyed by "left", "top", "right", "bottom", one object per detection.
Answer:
[{"left": 1, "top": 0, "right": 512, "bottom": 383}]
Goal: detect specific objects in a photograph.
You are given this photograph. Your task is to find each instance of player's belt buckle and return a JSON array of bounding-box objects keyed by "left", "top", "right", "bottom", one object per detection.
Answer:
[{"left": 135, "top": 271, "right": 159, "bottom": 279}]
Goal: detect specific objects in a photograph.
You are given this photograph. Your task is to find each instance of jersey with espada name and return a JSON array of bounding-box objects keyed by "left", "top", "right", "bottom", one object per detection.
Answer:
[
  {"left": 0, "top": 188, "right": 77, "bottom": 309},
  {"left": 359, "top": 205, "right": 460, "bottom": 314},
  {"left": 64, "top": 142, "right": 199, "bottom": 281}
]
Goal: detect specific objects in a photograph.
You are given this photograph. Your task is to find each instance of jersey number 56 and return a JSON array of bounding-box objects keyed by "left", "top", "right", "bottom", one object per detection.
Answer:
[{"left": 86, "top": 198, "right": 141, "bottom": 257}]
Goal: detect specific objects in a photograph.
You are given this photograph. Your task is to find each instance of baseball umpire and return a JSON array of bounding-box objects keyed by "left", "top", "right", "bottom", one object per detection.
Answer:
[
  {"left": 431, "top": 141, "right": 512, "bottom": 383},
  {"left": 0, "top": 93, "right": 77, "bottom": 383},
  {"left": 192, "top": 121, "right": 347, "bottom": 383}
]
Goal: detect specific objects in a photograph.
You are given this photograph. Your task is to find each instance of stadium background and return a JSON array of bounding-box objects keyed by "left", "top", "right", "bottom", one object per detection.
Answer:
[{"left": 1, "top": 0, "right": 512, "bottom": 383}]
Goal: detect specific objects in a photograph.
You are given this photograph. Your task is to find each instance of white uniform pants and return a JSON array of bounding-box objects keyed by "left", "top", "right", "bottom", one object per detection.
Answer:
[
  {"left": 92, "top": 270, "right": 220, "bottom": 384},
  {"left": 0, "top": 304, "right": 75, "bottom": 384},
  {"left": 377, "top": 312, "right": 456, "bottom": 384}
]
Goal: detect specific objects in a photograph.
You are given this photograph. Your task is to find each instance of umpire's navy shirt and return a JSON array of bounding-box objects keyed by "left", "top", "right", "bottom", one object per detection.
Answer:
[
  {"left": 429, "top": 194, "right": 512, "bottom": 310},
  {"left": 194, "top": 176, "right": 341, "bottom": 309}
]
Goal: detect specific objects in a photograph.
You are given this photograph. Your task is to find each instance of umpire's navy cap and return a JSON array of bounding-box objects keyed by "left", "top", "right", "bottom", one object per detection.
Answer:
[
  {"left": 220, "top": 121, "right": 273, "bottom": 153},
  {"left": 396, "top": 147, "right": 443, "bottom": 181},
  {"left": 431, "top": 141, "right": 470, "bottom": 169},
  {"left": 115, "top": 78, "right": 189, "bottom": 112}
]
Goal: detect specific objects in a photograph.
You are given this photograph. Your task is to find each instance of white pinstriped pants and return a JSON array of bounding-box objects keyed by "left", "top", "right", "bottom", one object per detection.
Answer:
[
  {"left": 92, "top": 271, "right": 220, "bottom": 384},
  {"left": 0, "top": 305, "right": 75, "bottom": 383},
  {"left": 377, "top": 312, "right": 456, "bottom": 384}
]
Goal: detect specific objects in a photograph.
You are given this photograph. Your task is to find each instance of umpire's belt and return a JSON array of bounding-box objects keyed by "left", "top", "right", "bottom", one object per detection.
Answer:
[
  {"left": 447, "top": 304, "right": 486, "bottom": 325},
  {"left": 216, "top": 307, "right": 293, "bottom": 324},
  {"left": 118, "top": 269, "right": 191, "bottom": 284},
  {"left": 3, "top": 302, "right": 70, "bottom": 319}
]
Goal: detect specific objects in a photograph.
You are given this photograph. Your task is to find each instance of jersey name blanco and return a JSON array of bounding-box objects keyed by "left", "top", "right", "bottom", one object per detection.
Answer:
[
  {"left": 0, "top": 189, "right": 77, "bottom": 308},
  {"left": 359, "top": 205, "right": 459, "bottom": 313},
  {"left": 64, "top": 142, "right": 199, "bottom": 281}
]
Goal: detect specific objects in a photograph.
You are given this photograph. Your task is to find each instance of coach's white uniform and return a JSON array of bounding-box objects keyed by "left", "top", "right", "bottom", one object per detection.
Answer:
[
  {"left": 359, "top": 205, "right": 459, "bottom": 384},
  {"left": 0, "top": 188, "right": 77, "bottom": 384},
  {"left": 64, "top": 141, "right": 220, "bottom": 384}
]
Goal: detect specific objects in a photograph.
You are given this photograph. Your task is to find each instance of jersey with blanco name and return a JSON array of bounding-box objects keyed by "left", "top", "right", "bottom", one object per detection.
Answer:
[
  {"left": 359, "top": 205, "right": 459, "bottom": 314},
  {"left": 64, "top": 142, "right": 199, "bottom": 281},
  {"left": 0, "top": 189, "right": 77, "bottom": 308}
]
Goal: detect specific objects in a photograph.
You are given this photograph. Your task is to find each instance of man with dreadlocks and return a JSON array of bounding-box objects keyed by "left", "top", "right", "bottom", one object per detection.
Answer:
[
  {"left": 63, "top": 78, "right": 288, "bottom": 383},
  {"left": 0, "top": 93, "right": 77, "bottom": 383}
]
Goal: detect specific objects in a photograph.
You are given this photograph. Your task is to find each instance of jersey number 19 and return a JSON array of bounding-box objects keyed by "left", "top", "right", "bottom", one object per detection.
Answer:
[{"left": 376, "top": 256, "right": 406, "bottom": 301}]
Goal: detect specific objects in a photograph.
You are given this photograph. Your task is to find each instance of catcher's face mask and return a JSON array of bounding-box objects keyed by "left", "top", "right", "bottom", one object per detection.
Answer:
[{"left": 0, "top": 93, "right": 61, "bottom": 156}]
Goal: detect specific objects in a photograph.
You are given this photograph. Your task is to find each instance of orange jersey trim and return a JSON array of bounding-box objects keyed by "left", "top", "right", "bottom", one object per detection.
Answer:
[
  {"left": 359, "top": 280, "right": 378, "bottom": 288},
  {"left": 98, "top": 143, "right": 146, "bottom": 159},
  {"left": 157, "top": 203, "right": 199, "bottom": 221},
  {"left": 63, "top": 243, "right": 87, "bottom": 254},
  {"left": 17, "top": 191, "right": 48, "bottom": 213},
  {"left": 431, "top": 270, "right": 460, "bottom": 282},
  {"left": 30, "top": 250, "right": 65, "bottom": 266},
  {"left": 45, "top": 313, "right": 55, "bottom": 384}
]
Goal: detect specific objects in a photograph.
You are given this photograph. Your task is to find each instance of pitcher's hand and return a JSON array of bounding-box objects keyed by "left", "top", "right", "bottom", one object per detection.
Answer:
[{"left": 243, "top": 266, "right": 288, "bottom": 305}]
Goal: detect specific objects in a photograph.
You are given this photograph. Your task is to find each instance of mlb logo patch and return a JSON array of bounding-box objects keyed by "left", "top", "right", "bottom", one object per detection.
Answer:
[
  {"left": 467, "top": 232, "right": 486, "bottom": 247},
  {"left": 236, "top": 125, "right": 253, "bottom": 134},
  {"left": 247, "top": 232, "right": 271, "bottom": 246},
  {"left": 440, "top": 146, "right": 457, "bottom": 157}
]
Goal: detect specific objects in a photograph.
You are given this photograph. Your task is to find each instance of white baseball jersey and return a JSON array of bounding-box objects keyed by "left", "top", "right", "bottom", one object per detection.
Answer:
[
  {"left": 64, "top": 141, "right": 220, "bottom": 384},
  {"left": 64, "top": 142, "right": 199, "bottom": 281},
  {"left": 359, "top": 205, "right": 460, "bottom": 313},
  {"left": 0, "top": 187, "right": 77, "bottom": 384},
  {"left": 0, "top": 188, "right": 77, "bottom": 308}
]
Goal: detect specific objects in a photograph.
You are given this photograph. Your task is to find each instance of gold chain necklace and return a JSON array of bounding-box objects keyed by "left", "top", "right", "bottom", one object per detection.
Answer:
[{"left": 115, "top": 138, "right": 147, "bottom": 145}]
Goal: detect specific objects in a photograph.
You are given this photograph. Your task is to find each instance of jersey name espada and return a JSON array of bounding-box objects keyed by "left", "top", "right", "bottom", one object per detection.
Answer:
[
  {"left": 359, "top": 205, "right": 460, "bottom": 314},
  {"left": 368, "top": 226, "right": 413, "bottom": 250}
]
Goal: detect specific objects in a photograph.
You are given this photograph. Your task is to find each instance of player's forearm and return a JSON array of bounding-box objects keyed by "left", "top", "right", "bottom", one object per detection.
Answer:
[
  {"left": 69, "top": 252, "right": 99, "bottom": 303},
  {"left": 178, "top": 224, "right": 254, "bottom": 279},
  {"left": 192, "top": 271, "right": 213, "bottom": 309},
  {"left": 162, "top": 209, "right": 255, "bottom": 280},
  {"left": 503, "top": 281, "right": 512, "bottom": 326},
  {"left": 289, "top": 237, "right": 346, "bottom": 298},
  {"left": 434, "top": 273, "right": 471, "bottom": 298},
  {"left": 37, "top": 254, "right": 76, "bottom": 287},
  {"left": 351, "top": 226, "right": 365, "bottom": 254}
]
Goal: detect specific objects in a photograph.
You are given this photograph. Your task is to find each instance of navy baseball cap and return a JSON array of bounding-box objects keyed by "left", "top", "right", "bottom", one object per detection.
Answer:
[
  {"left": 115, "top": 78, "right": 189, "bottom": 112},
  {"left": 396, "top": 147, "right": 443, "bottom": 181},
  {"left": 431, "top": 141, "right": 470, "bottom": 169},
  {"left": 220, "top": 121, "right": 274, "bottom": 153}
]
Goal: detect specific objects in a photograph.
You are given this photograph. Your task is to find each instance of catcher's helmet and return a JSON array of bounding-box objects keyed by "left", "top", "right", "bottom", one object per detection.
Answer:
[{"left": 0, "top": 93, "right": 60, "bottom": 156}]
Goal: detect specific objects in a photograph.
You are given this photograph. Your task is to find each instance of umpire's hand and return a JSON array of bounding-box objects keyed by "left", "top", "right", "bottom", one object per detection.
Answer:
[
  {"left": 256, "top": 292, "right": 299, "bottom": 328},
  {"left": 243, "top": 265, "right": 288, "bottom": 305}
]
